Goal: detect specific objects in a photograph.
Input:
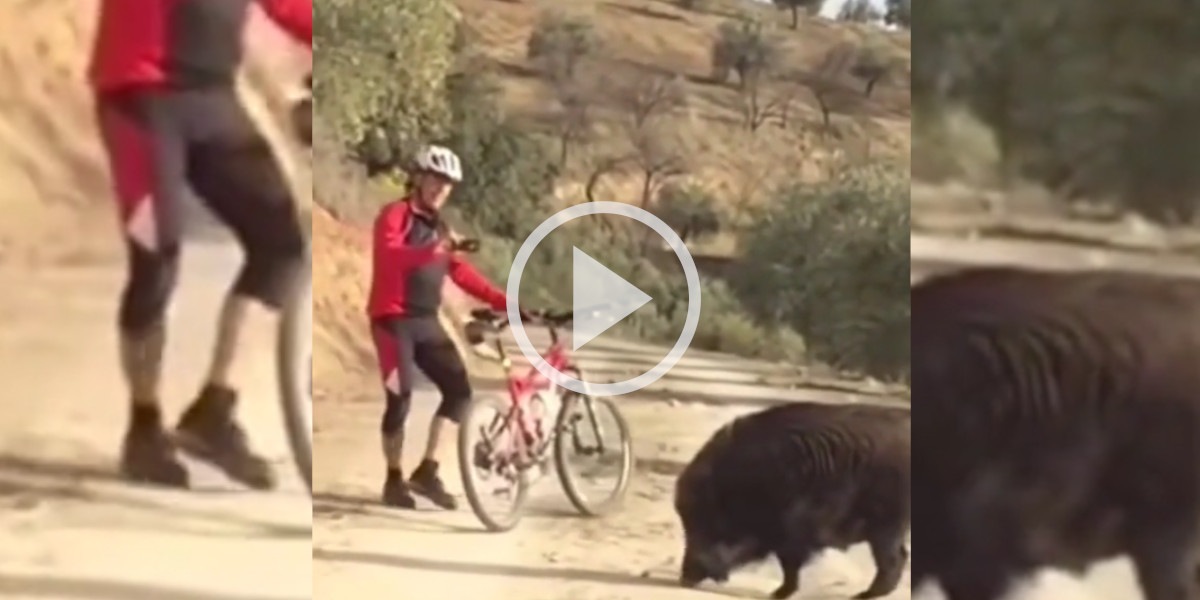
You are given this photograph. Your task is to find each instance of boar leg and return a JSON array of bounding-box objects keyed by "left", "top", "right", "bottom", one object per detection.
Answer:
[
  {"left": 855, "top": 529, "right": 908, "bottom": 599},
  {"left": 936, "top": 561, "right": 1012, "bottom": 600},
  {"left": 1130, "top": 526, "right": 1200, "bottom": 600},
  {"left": 770, "top": 546, "right": 813, "bottom": 599}
]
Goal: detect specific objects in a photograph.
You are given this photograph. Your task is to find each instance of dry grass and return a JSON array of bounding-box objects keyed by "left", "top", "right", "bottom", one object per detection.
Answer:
[{"left": 455, "top": 0, "right": 910, "bottom": 208}]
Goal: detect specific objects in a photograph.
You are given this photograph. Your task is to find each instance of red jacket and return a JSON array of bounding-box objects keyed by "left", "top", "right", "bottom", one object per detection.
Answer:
[
  {"left": 89, "top": 0, "right": 312, "bottom": 92},
  {"left": 367, "top": 199, "right": 510, "bottom": 319}
]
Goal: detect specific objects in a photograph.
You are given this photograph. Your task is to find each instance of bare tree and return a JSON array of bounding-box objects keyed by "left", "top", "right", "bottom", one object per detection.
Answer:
[
  {"left": 627, "top": 123, "right": 687, "bottom": 254},
  {"left": 850, "top": 43, "right": 897, "bottom": 97},
  {"left": 739, "top": 67, "right": 806, "bottom": 132},
  {"left": 612, "top": 68, "right": 689, "bottom": 130},
  {"left": 838, "top": 0, "right": 882, "bottom": 23},
  {"left": 627, "top": 124, "right": 687, "bottom": 211},
  {"left": 549, "top": 77, "right": 596, "bottom": 165},
  {"left": 771, "top": 0, "right": 823, "bottom": 30},
  {"left": 801, "top": 43, "right": 873, "bottom": 132},
  {"left": 723, "top": 131, "right": 784, "bottom": 217}
]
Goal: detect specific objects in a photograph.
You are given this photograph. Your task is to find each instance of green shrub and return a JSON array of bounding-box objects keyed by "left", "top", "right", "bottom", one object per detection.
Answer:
[
  {"left": 730, "top": 163, "right": 910, "bottom": 379},
  {"left": 313, "top": 0, "right": 457, "bottom": 173}
]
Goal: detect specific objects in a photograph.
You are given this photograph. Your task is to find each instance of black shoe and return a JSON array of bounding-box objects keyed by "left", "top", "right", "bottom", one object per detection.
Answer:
[
  {"left": 382, "top": 474, "right": 417, "bottom": 509},
  {"left": 120, "top": 423, "right": 189, "bottom": 488},
  {"left": 174, "top": 384, "right": 276, "bottom": 491},
  {"left": 409, "top": 460, "right": 457, "bottom": 510}
]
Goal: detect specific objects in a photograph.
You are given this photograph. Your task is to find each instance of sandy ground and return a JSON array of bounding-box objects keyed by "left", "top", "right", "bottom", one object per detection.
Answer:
[
  {"left": 312, "top": 321, "right": 1153, "bottom": 600},
  {"left": 314, "top": 386, "right": 902, "bottom": 597},
  {"left": 0, "top": 239, "right": 311, "bottom": 600},
  {"left": 0, "top": 238, "right": 1154, "bottom": 600},
  {"left": 312, "top": 361, "right": 912, "bottom": 600}
]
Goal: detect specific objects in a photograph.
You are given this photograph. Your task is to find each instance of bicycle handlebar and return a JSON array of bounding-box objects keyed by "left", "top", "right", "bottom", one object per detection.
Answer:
[
  {"left": 468, "top": 308, "right": 574, "bottom": 330},
  {"left": 463, "top": 308, "right": 577, "bottom": 367}
]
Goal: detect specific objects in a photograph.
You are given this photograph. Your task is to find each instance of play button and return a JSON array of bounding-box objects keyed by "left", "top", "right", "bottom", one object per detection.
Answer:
[
  {"left": 507, "top": 201, "right": 702, "bottom": 397},
  {"left": 571, "top": 247, "right": 653, "bottom": 351}
]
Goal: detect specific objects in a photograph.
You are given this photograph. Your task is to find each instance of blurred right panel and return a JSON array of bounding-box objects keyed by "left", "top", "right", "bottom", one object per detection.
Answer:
[{"left": 911, "top": 1, "right": 1200, "bottom": 599}]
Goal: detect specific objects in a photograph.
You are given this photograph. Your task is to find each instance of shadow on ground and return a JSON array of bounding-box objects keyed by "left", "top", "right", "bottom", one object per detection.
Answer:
[
  {"left": 312, "top": 547, "right": 783, "bottom": 598},
  {"left": 0, "top": 574, "right": 307, "bottom": 600},
  {"left": 0, "top": 453, "right": 310, "bottom": 539},
  {"left": 313, "top": 546, "right": 676, "bottom": 588}
]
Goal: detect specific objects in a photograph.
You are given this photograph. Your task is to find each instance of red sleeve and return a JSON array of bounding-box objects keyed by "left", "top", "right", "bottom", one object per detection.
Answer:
[
  {"left": 374, "top": 204, "right": 437, "bottom": 272},
  {"left": 448, "top": 255, "right": 509, "bottom": 311},
  {"left": 256, "top": 0, "right": 312, "bottom": 45}
]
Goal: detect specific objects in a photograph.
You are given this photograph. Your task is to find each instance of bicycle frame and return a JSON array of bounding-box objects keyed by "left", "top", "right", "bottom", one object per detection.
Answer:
[{"left": 483, "top": 320, "right": 573, "bottom": 468}]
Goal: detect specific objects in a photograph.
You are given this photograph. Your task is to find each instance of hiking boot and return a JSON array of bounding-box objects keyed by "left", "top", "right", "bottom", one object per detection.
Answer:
[
  {"left": 409, "top": 459, "right": 457, "bottom": 510},
  {"left": 120, "top": 422, "right": 189, "bottom": 488},
  {"left": 174, "top": 384, "right": 276, "bottom": 491},
  {"left": 382, "top": 472, "right": 417, "bottom": 509}
]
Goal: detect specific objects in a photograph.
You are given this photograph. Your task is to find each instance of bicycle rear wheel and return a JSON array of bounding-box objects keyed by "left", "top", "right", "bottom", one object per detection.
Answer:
[
  {"left": 554, "top": 393, "right": 633, "bottom": 517},
  {"left": 458, "top": 395, "right": 530, "bottom": 532},
  {"left": 277, "top": 260, "right": 312, "bottom": 492}
]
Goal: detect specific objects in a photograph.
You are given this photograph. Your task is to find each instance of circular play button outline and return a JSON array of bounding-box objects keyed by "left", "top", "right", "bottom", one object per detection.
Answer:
[{"left": 506, "top": 201, "right": 702, "bottom": 397}]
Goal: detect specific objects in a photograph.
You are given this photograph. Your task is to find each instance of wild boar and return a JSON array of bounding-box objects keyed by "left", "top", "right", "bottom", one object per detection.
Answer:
[
  {"left": 911, "top": 266, "right": 1200, "bottom": 600},
  {"left": 674, "top": 402, "right": 910, "bottom": 599}
]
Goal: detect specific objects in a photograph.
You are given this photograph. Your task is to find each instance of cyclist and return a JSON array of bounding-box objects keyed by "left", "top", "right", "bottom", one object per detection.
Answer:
[
  {"left": 368, "top": 145, "right": 533, "bottom": 509},
  {"left": 89, "top": 0, "right": 311, "bottom": 490}
]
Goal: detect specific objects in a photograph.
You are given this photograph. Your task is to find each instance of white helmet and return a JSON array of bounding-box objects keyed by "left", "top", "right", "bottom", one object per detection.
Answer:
[{"left": 412, "top": 144, "right": 463, "bottom": 183}]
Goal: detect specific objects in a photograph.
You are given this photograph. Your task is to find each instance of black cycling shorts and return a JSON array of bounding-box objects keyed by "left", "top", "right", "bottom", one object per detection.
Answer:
[{"left": 94, "top": 86, "right": 301, "bottom": 257}]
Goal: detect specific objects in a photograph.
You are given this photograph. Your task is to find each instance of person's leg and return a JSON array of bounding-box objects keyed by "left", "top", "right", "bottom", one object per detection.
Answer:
[
  {"left": 408, "top": 318, "right": 473, "bottom": 510},
  {"left": 94, "top": 92, "right": 190, "bottom": 487},
  {"left": 375, "top": 318, "right": 419, "bottom": 508},
  {"left": 171, "top": 89, "right": 306, "bottom": 490}
]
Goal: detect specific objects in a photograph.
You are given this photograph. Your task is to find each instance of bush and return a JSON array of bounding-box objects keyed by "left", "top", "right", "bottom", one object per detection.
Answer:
[
  {"left": 916, "top": 0, "right": 1200, "bottom": 223},
  {"left": 682, "top": 277, "right": 808, "bottom": 361},
  {"left": 526, "top": 10, "right": 602, "bottom": 83},
  {"left": 653, "top": 183, "right": 723, "bottom": 245},
  {"left": 711, "top": 15, "right": 783, "bottom": 87},
  {"left": 441, "top": 56, "right": 560, "bottom": 240},
  {"left": 729, "top": 163, "right": 910, "bottom": 379},
  {"left": 313, "top": 0, "right": 457, "bottom": 174}
]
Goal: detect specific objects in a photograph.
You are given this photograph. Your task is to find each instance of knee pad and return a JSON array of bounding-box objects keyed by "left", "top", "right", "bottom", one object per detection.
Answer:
[
  {"left": 381, "top": 390, "right": 413, "bottom": 435},
  {"left": 119, "top": 244, "right": 181, "bottom": 333},
  {"left": 232, "top": 213, "right": 306, "bottom": 309}
]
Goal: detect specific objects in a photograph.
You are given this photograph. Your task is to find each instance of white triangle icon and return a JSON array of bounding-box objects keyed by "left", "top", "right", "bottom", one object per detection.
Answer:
[{"left": 572, "top": 247, "right": 653, "bottom": 351}]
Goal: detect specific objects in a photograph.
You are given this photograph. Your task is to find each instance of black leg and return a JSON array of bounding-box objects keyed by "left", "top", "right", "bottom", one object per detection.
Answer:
[
  {"left": 770, "top": 547, "right": 811, "bottom": 599},
  {"left": 855, "top": 531, "right": 908, "bottom": 599}
]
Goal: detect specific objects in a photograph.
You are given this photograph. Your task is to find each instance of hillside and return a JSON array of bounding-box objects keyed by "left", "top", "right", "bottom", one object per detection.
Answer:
[
  {"left": 453, "top": 0, "right": 911, "bottom": 206},
  {"left": 311, "top": 0, "right": 912, "bottom": 382}
]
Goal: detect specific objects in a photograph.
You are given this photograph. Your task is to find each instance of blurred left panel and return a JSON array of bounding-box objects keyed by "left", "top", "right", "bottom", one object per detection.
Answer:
[{"left": 0, "top": 2, "right": 313, "bottom": 598}]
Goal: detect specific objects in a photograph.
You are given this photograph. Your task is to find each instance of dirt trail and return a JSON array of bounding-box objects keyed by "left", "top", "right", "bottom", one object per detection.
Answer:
[
  {"left": 0, "top": 239, "right": 311, "bottom": 600},
  {"left": 312, "top": 327, "right": 911, "bottom": 600},
  {"left": 313, "top": 321, "right": 1151, "bottom": 600}
]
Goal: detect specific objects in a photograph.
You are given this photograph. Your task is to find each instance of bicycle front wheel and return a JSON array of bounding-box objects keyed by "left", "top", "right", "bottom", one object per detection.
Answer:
[
  {"left": 458, "top": 395, "right": 530, "bottom": 532},
  {"left": 277, "top": 261, "right": 313, "bottom": 492},
  {"left": 554, "top": 393, "right": 633, "bottom": 517}
]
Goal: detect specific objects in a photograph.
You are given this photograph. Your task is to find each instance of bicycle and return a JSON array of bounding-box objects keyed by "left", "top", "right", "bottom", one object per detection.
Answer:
[
  {"left": 277, "top": 75, "right": 313, "bottom": 492},
  {"left": 458, "top": 308, "right": 634, "bottom": 532}
]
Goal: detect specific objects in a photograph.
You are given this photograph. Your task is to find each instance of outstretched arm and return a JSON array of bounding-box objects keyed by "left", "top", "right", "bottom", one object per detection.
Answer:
[
  {"left": 448, "top": 255, "right": 509, "bottom": 311},
  {"left": 256, "top": 0, "right": 312, "bottom": 45}
]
